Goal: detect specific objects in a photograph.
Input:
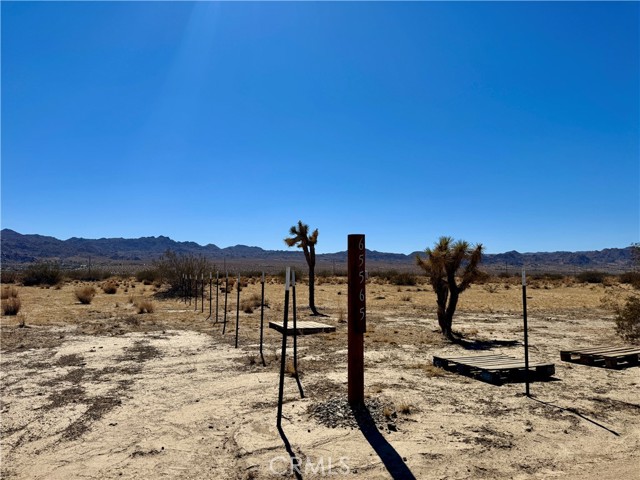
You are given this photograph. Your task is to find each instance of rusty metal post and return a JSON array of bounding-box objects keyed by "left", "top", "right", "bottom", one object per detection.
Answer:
[{"left": 348, "top": 234, "right": 366, "bottom": 405}]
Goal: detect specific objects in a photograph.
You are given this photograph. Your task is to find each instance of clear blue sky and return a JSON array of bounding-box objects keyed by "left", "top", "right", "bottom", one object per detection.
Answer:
[{"left": 2, "top": 1, "right": 638, "bottom": 254}]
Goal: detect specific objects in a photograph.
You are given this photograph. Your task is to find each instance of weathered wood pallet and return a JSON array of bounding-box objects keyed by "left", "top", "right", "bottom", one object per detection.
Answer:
[
  {"left": 560, "top": 345, "right": 640, "bottom": 369},
  {"left": 269, "top": 320, "right": 336, "bottom": 336},
  {"left": 433, "top": 353, "right": 555, "bottom": 384}
]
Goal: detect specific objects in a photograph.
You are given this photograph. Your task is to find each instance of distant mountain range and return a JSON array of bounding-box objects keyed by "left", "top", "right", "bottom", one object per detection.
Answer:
[{"left": 0, "top": 229, "right": 634, "bottom": 274}]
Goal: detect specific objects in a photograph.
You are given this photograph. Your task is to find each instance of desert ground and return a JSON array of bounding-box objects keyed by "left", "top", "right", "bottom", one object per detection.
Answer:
[{"left": 1, "top": 275, "right": 638, "bottom": 479}]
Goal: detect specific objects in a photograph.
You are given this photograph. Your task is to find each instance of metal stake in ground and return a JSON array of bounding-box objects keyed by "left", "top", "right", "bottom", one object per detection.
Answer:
[
  {"left": 208, "top": 272, "right": 212, "bottom": 320},
  {"left": 292, "top": 270, "right": 304, "bottom": 398},
  {"left": 259, "top": 271, "right": 266, "bottom": 366},
  {"left": 222, "top": 272, "right": 229, "bottom": 334},
  {"left": 201, "top": 273, "right": 204, "bottom": 313},
  {"left": 522, "top": 268, "right": 530, "bottom": 397},
  {"left": 348, "top": 234, "right": 366, "bottom": 406},
  {"left": 276, "top": 267, "right": 291, "bottom": 429},
  {"left": 215, "top": 271, "right": 219, "bottom": 324},
  {"left": 194, "top": 274, "right": 198, "bottom": 312},
  {"left": 188, "top": 275, "right": 192, "bottom": 306},
  {"left": 235, "top": 273, "right": 241, "bottom": 348}
]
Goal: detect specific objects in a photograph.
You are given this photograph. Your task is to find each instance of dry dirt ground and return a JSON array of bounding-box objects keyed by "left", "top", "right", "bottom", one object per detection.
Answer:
[{"left": 1, "top": 277, "right": 638, "bottom": 479}]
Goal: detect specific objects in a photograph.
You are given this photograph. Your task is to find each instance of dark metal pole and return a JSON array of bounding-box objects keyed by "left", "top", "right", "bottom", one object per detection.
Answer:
[
  {"left": 276, "top": 268, "right": 291, "bottom": 428},
  {"left": 201, "top": 273, "right": 204, "bottom": 313},
  {"left": 235, "top": 273, "right": 240, "bottom": 348},
  {"left": 208, "top": 272, "right": 212, "bottom": 319},
  {"left": 194, "top": 274, "right": 198, "bottom": 312},
  {"left": 292, "top": 270, "right": 304, "bottom": 398},
  {"left": 222, "top": 272, "right": 228, "bottom": 334},
  {"left": 188, "top": 275, "right": 192, "bottom": 306},
  {"left": 260, "top": 271, "right": 266, "bottom": 366},
  {"left": 348, "top": 234, "right": 366, "bottom": 406},
  {"left": 522, "top": 268, "right": 530, "bottom": 397},
  {"left": 215, "top": 271, "right": 219, "bottom": 324}
]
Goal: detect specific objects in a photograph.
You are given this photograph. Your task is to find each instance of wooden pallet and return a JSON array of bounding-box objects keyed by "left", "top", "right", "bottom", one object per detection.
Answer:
[
  {"left": 269, "top": 320, "right": 336, "bottom": 336},
  {"left": 433, "top": 353, "right": 555, "bottom": 384},
  {"left": 560, "top": 345, "right": 640, "bottom": 369}
]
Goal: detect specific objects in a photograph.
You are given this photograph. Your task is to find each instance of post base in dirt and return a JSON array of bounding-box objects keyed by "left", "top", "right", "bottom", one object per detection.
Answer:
[{"left": 348, "top": 234, "right": 366, "bottom": 406}]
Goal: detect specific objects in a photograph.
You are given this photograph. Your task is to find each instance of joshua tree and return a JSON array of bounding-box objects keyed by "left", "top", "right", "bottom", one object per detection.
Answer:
[
  {"left": 416, "top": 237, "right": 483, "bottom": 340},
  {"left": 285, "top": 221, "right": 321, "bottom": 316}
]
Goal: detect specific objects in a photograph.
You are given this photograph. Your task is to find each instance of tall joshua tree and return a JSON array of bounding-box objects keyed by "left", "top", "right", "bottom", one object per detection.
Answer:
[
  {"left": 416, "top": 237, "right": 483, "bottom": 340},
  {"left": 285, "top": 221, "right": 321, "bottom": 316}
]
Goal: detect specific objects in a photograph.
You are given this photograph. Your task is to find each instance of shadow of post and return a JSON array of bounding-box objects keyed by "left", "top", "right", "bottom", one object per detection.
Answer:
[
  {"left": 350, "top": 404, "right": 416, "bottom": 480},
  {"left": 277, "top": 425, "right": 303, "bottom": 480}
]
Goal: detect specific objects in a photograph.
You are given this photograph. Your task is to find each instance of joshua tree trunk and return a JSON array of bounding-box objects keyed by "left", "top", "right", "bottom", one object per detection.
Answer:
[{"left": 285, "top": 220, "right": 322, "bottom": 316}]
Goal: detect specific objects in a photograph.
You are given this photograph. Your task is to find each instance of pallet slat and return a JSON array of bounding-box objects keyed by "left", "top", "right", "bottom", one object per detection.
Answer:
[
  {"left": 268, "top": 320, "right": 336, "bottom": 336},
  {"left": 560, "top": 345, "right": 640, "bottom": 369},
  {"left": 433, "top": 354, "right": 555, "bottom": 384}
]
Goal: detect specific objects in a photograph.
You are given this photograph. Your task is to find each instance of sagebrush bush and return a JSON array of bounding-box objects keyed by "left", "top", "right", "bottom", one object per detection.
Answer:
[
  {"left": 1, "top": 271, "right": 19, "bottom": 284},
  {"left": 23, "top": 261, "right": 63, "bottom": 286},
  {"left": 615, "top": 296, "right": 640, "bottom": 341},
  {"left": 135, "top": 268, "right": 161, "bottom": 284},
  {"left": 135, "top": 299, "right": 154, "bottom": 314},
  {"left": 576, "top": 271, "right": 606, "bottom": 284},
  {"left": 1, "top": 286, "right": 19, "bottom": 300},
  {"left": 75, "top": 286, "right": 96, "bottom": 304},
  {"left": 2, "top": 297, "right": 21, "bottom": 315},
  {"left": 101, "top": 281, "right": 117, "bottom": 294},
  {"left": 619, "top": 272, "right": 640, "bottom": 288}
]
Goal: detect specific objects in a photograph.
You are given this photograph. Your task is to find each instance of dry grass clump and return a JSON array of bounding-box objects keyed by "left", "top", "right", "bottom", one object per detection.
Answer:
[
  {"left": 2, "top": 286, "right": 19, "bottom": 299},
  {"left": 75, "top": 286, "right": 96, "bottom": 304},
  {"left": 2, "top": 296, "right": 21, "bottom": 315},
  {"left": 240, "top": 293, "right": 265, "bottom": 314},
  {"left": 615, "top": 296, "right": 640, "bottom": 341},
  {"left": 101, "top": 281, "right": 118, "bottom": 294},
  {"left": 134, "top": 298, "right": 154, "bottom": 314}
]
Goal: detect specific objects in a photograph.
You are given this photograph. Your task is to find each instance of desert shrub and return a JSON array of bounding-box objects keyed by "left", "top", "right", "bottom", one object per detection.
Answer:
[
  {"left": 134, "top": 298, "right": 154, "bottom": 314},
  {"left": 615, "top": 296, "right": 640, "bottom": 341},
  {"left": 619, "top": 272, "right": 640, "bottom": 288},
  {"left": 75, "top": 286, "right": 96, "bottom": 304},
  {"left": 136, "top": 268, "right": 161, "bottom": 284},
  {"left": 1, "top": 286, "right": 19, "bottom": 299},
  {"left": 2, "top": 297, "right": 21, "bottom": 315},
  {"left": 576, "top": 271, "right": 606, "bottom": 284},
  {"left": 22, "top": 261, "right": 63, "bottom": 286},
  {"left": 1, "top": 270, "right": 19, "bottom": 284},
  {"left": 101, "top": 281, "right": 117, "bottom": 294},
  {"left": 275, "top": 268, "right": 306, "bottom": 284},
  {"left": 153, "top": 250, "right": 212, "bottom": 297},
  {"left": 66, "top": 269, "right": 111, "bottom": 282},
  {"left": 392, "top": 272, "right": 417, "bottom": 286},
  {"left": 241, "top": 293, "right": 266, "bottom": 313}
]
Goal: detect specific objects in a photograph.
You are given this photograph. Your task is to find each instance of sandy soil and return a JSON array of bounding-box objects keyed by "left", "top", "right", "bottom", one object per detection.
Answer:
[{"left": 1, "top": 277, "right": 638, "bottom": 479}]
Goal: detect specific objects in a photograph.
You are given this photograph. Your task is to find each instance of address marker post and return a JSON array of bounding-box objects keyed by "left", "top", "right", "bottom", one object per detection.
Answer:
[{"left": 348, "top": 234, "right": 366, "bottom": 406}]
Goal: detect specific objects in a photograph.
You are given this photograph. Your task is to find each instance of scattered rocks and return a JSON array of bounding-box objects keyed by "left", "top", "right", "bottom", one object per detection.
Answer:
[{"left": 307, "top": 396, "right": 398, "bottom": 432}]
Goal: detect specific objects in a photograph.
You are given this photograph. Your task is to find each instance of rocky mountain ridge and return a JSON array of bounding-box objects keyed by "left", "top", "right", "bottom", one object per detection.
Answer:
[{"left": 0, "top": 229, "right": 634, "bottom": 274}]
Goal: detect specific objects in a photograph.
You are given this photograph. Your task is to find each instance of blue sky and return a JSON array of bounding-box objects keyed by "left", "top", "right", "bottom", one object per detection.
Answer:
[{"left": 2, "top": 1, "right": 638, "bottom": 254}]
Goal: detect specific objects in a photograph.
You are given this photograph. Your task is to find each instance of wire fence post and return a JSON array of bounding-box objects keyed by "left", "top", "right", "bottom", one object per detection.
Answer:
[
  {"left": 260, "top": 271, "right": 266, "bottom": 366},
  {"left": 276, "top": 267, "right": 291, "bottom": 429},
  {"left": 523, "top": 268, "right": 530, "bottom": 397},
  {"left": 235, "top": 273, "right": 241, "bottom": 348}
]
